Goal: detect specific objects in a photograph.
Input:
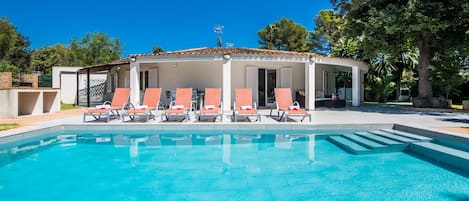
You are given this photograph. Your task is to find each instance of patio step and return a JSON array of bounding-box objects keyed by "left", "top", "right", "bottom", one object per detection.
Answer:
[
  {"left": 328, "top": 136, "right": 370, "bottom": 154},
  {"left": 410, "top": 142, "right": 469, "bottom": 173},
  {"left": 369, "top": 130, "right": 417, "bottom": 143},
  {"left": 381, "top": 129, "right": 432, "bottom": 141}
]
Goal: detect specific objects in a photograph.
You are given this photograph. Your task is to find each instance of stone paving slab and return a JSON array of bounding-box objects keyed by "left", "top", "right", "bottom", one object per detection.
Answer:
[{"left": 1, "top": 104, "right": 468, "bottom": 137}]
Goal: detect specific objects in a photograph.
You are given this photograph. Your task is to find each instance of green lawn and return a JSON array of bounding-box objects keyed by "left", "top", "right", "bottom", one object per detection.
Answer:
[
  {"left": 451, "top": 104, "right": 463, "bottom": 110},
  {"left": 0, "top": 123, "right": 20, "bottom": 131},
  {"left": 61, "top": 103, "right": 78, "bottom": 110}
]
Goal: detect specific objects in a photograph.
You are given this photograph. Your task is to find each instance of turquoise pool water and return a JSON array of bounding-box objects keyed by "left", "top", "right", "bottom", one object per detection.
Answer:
[{"left": 0, "top": 131, "right": 468, "bottom": 201}]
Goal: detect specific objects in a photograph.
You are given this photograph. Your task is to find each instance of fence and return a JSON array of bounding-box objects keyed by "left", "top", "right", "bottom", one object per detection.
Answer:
[
  {"left": 38, "top": 74, "right": 52, "bottom": 87},
  {"left": 78, "top": 79, "right": 113, "bottom": 106}
]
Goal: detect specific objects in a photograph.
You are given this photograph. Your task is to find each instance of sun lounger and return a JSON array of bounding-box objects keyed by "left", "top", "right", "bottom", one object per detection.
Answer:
[
  {"left": 271, "top": 88, "right": 311, "bottom": 122},
  {"left": 83, "top": 88, "right": 130, "bottom": 122},
  {"left": 162, "top": 88, "right": 192, "bottom": 122},
  {"left": 196, "top": 88, "right": 223, "bottom": 122},
  {"left": 233, "top": 88, "right": 261, "bottom": 122},
  {"left": 122, "top": 88, "right": 162, "bottom": 122}
]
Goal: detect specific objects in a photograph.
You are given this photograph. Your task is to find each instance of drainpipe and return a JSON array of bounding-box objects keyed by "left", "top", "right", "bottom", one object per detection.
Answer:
[
  {"left": 76, "top": 71, "right": 79, "bottom": 106},
  {"left": 87, "top": 68, "right": 90, "bottom": 107}
]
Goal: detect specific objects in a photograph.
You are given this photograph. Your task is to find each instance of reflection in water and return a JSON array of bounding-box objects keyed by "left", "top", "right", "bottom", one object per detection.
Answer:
[
  {"left": 145, "top": 135, "right": 161, "bottom": 147},
  {"left": 275, "top": 134, "right": 316, "bottom": 163},
  {"left": 0, "top": 134, "right": 77, "bottom": 167},
  {"left": 129, "top": 137, "right": 148, "bottom": 166},
  {"left": 1, "top": 132, "right": 317, "bottom": 169},
  {"left": 113, "top": 135, "right": 130, "bottom": 147},
  {"left": 233, "top": 134, "right": 261, "bottom": 148},
  {"left": 275, "top": 134, "right": 291, "bottom": 149},
  {"left": 309, "top": 135, "right": 315, "bottom": 161},
  {"left": 222, "top": 134, "right": 231, "bottom": 165},
  {"left": 222, "top": 134, "right": 231, "bottom": 174},
  {"left": 78, "top": 135, "right": 111, "bottom": 144},
  {"left": 161, "top": 135, "right": 192, "bottom": 147},
  {"left": 196, "top": 135, "right": 222, "bottom": 145},
  {"left": 57, "top": 134, "right": 77, "bottom": 146},
  {"left": 10, "top": 143, "right": 41, "bottom": 154}
]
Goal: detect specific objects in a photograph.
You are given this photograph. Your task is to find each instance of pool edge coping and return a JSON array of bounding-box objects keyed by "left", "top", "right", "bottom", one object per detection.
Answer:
[{"left": 1, "top": 123, "right": 468, "bottom": 143}]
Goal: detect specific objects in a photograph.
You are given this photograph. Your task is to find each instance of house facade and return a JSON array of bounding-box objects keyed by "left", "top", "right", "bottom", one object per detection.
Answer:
[{"left": 77, "top": 48, "right": 369, "bottom": 111}]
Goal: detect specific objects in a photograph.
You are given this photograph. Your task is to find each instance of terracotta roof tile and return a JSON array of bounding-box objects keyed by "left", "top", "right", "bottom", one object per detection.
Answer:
[
  {"left": 131, "top": 47, "right": 323, "bottom": 58},
  {"left": 83, "top": 47, "right": 368, "bottom": 71}
]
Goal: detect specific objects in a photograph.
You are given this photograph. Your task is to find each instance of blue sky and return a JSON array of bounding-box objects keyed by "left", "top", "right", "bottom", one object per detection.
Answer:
[{"left": 1, "top": 0, "right": 333, "bottom": 56}]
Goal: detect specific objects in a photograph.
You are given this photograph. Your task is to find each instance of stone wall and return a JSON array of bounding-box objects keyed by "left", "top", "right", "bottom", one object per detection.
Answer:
[
  {"left": 0, "top": 72, "right": 39, "bottom": 88},
  {"left": 0, "top": 72, "right": 12, "bottom": 89}
]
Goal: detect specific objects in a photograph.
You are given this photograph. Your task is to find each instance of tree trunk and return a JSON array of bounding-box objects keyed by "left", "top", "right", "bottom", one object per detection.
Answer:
[{"left": 413, "top": 34, "right": 433, "bottom": 107}]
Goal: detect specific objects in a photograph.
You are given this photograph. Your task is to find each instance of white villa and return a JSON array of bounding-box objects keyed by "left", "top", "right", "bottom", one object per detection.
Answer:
[{"left": 75, "top": 47, "right": 369, "bottom": 111}]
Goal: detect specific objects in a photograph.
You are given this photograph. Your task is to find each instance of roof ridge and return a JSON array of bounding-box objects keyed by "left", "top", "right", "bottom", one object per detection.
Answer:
[{"left": 167, "top": 47, "right": 209, "bottom": 53}]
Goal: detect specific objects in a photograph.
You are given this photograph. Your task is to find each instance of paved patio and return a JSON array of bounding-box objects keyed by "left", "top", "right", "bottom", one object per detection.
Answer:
[{"left": 1, "top": 104, "right": 468, "bottom": 137}]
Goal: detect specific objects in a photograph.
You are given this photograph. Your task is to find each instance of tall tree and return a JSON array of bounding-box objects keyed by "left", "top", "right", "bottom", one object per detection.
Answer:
[
  {"left": 313, "top": 10, "right": 345, "bottom": 53},
  {"left": 258, "top": 17, "right": 312, "bottom": 52},
  {"left": 70, "top": 32, "right": 122, "bottom": 66},
  {"left": 152, "top": 45, "right": 164, "bottom": 54},
  {"left": 0, "top": 61, "right": 20, "bottom": 73},
  {"left": 0, "top": 17, "right": 31, "bottom": 72},
  {"left": 332, "top": 0, "right": 469, "bottom": 107},
  {"left": 31, "top": 44, "right": 72, "bottom": 74},
  {"left": 431, "top": 50, "right": 466, "bottom": 100}
]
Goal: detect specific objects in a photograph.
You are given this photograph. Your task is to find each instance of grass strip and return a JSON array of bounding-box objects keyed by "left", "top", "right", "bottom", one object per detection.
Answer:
[
  {"left": 61, "top": 103, "right": 78, "bottom": 110},
  {"left": 0, "top": 123, "right": 20, "bottom": 131}
]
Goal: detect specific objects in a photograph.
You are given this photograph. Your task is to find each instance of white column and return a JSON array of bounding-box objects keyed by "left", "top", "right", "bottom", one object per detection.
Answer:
[
  {"left": 352, "top": 66, "right": 361, "bottom": 106},
  {"left": 129, "top": 61, "right": 140, "bottom": 105},
  {"left": 222, "top": 57, "right": 232, "bottom": 112},
  {"left": 305, "top": 61, "right": 316, "bottom": 110},
  {"left": 361, "top": 72, "right": 365, "bottom": 103}
]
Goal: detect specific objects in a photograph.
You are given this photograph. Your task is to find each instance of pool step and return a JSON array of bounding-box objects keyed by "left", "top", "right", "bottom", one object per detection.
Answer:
[
  {"left": 342, "top": 134, "right": 387, "bottom": 149},
  {"left": 410, "top": 142, "right": 469, "bottom": 173},
  {"left": 355, "top": 132, "right": 407, "bottom": 151},
  {"left": 329, "top": 129, "right": 434, "bottom": 155},
  {"left": 380, "top": 129, "right": 432, "bottom": 141},
  {"left": 355, "top": 132, "right": 402, "bottom": 145},
  {"left": 369, "top": 130, "right": 417, "bottom": 143},
  {"left": 328, "top": 136, "right": 371, "bottom": 154}
]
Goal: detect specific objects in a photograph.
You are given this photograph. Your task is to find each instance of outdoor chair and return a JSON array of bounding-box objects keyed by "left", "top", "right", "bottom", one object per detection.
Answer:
[
  {"left": 122, "top": 88, "right": 162, "bottom": 122},
  {"left": 270, "top": 88, "right": 311, "bottom": 122},
  {"left": 83, "top": 88, "right": 131, "bottom": 122},
  {"left": 162, "top": 88, "right": 192, "bottom": 122},
  {"left": 233, "top": 88, "right": 261, "bottom": 122},
  {"left": 196, "top": 88, "right": 223, "bottom": 122}
]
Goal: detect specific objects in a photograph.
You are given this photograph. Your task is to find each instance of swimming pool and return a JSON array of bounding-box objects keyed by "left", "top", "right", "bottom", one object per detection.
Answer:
[{"left": 0, "top": 129, "right": 468, "bottom": 201}]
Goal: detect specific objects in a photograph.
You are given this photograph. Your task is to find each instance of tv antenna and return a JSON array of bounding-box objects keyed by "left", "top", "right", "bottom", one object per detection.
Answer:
[{"left": 214, "top": 25, "right": 224, "bottom": 48}]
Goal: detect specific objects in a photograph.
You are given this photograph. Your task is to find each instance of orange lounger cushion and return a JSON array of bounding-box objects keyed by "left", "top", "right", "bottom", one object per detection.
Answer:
[
  {"left": 238, "top": 109, "right": 258, "bottom": 115},
  {"left": 287, "top": 109, "right": 307, "bottom": 115},
  {"left": 200, "top": 108, "right": 219, "bottom": 115}
]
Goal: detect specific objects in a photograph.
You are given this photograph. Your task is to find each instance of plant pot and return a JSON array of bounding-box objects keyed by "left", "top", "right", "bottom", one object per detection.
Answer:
[{"left": 463, "top": 100, "right": 469, "bottom": 110}]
